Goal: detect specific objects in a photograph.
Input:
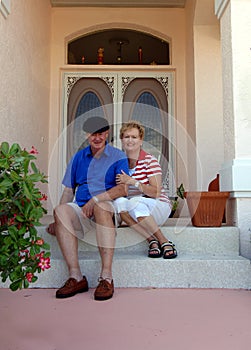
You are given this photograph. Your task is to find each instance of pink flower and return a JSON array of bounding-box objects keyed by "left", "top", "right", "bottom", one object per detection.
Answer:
[
  {"left": 38, "top": 256, "right": 50, "bottom": 271},
  {"left": 39, "top": 193, "right": 48, "bottom": 201},
  {"left": 36, "top": 239, "right": 44, "bottom": 246},
  {"left": 29, "top": 146, "right": 39, "bottom": 154},
  {"left": 26, "top": 272, "right": 34, "bottom": 283}
]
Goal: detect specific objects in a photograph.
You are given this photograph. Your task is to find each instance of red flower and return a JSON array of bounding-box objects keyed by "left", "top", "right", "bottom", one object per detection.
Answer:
[
  {"left": 38, "top": 256, "right": 50, "bottom": 271},
  {"left": 8, "top": 214, "right": 17, "bottom": 225},
  {"left": 39, "top": 193, "right": 48, "bottom": 201},
  {"left": 26, "top": 272, "right": 34, "bottom": 283},
  {"left": 29, "top": 146, "right": 39, "bottom": 154}
]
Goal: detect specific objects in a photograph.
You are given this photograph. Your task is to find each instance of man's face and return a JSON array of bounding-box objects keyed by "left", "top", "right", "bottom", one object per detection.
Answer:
[{"left": 87, "top": 130, "right": 109, "bottom": 153}]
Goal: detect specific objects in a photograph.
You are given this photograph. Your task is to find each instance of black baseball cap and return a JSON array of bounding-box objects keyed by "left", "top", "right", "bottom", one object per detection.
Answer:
[{"left": 83, "top": 116, "right": 110, "bottom": 134}]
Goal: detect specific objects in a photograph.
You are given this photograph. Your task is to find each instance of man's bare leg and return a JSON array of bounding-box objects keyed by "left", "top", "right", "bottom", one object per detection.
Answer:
[
  {"left": 94, "top": 202, "right": 116, "bottom": 280},
  {"left": 54, "top": 204, "right": 83, "bottom": 281}
]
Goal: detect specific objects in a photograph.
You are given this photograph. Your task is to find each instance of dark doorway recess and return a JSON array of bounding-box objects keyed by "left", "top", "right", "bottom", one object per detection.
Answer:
[{"left": 68, "top": 29, "right": 170, "bottom": 65}]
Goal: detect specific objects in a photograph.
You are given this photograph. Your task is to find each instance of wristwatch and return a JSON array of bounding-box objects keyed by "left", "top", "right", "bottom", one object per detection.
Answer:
[
  {"left": 93, "top": 196, "right": 99, "bottom": 203},
  {"left": 134, "top": 181, "right": 140, "bottom": 188}
]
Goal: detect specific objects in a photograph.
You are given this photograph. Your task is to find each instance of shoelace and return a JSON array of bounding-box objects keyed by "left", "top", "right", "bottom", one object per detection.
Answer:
[{"left": 98, "top": 278, "right": 112, "bottom": 290}]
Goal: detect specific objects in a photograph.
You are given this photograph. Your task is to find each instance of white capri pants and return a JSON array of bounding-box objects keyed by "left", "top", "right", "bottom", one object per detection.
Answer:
[{"left": 114, "top": 196, "right": 172, "bottom": 226}]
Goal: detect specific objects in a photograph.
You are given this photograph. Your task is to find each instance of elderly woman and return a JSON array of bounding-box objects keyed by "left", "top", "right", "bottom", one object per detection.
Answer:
[{"left": 115, "top": 120, "right": 177, "bottom": 259}]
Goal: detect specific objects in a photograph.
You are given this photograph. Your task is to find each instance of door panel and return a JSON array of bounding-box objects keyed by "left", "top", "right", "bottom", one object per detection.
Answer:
[
  {"left": 67, "top": 77, "right": 113, "bottom": 161},
  {"left": 122, "top": 77, "right": 169, "bottom": 175}
]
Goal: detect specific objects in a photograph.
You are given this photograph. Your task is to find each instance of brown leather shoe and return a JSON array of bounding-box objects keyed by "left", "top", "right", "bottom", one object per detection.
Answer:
[
  {"left": 94, "top": 278, "right": 114, "bottom": 301},
  {"left": 56, "top": 276, "right": 89, "bottom": 299}
]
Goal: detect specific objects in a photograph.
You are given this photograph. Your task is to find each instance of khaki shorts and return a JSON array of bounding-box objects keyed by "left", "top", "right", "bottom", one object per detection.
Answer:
[{"left": 66, "top": 201, "right": 119, "bottom": 236}]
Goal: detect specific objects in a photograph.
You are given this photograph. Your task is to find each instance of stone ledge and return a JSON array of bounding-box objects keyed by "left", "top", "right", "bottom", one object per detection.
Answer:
[{"left": 28, "top": 254, "right": 251, "bottom": 289}]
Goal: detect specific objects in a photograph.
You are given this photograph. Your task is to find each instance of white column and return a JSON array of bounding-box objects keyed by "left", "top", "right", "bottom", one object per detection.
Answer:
[{"left": 215, "top": 0, "right": 251, "bottom": 258}]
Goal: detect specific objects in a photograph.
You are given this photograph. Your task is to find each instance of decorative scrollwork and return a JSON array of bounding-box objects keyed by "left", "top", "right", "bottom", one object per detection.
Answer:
[
  {"left": 157, "top": 77, "right": 169, "bottom": 97},
  {"left": 67, "top": 76, "right": 81, "bottom": 97},
  {"left": 100, "top": 77, "right": 115, "bottom": 98},
  {"left": 121, "top": 77, "right": 136, "bottom": 96}
]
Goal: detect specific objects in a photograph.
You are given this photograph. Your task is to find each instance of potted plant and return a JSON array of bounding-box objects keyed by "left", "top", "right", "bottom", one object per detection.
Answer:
[
  {"left": 169, "top": 183, "right": 185, "bottom": 217},
  {"left": 0, "top": 142, "right": 51, "bottom": 291},
  {"left": 184, "top": 190, "right": 229, "bottom": 227}
]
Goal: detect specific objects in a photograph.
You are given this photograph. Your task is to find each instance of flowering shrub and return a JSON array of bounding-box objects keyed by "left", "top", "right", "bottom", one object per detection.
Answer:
[{"left": 0, "top": 142, "right": 50, "bottom": 291}]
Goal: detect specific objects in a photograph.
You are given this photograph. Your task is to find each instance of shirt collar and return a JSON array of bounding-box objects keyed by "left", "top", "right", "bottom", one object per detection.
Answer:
[
  {"left": 86, "top": 142, "right": 110, "bottom": 157},
  {"left": 138, "top": 149, "right": 148, "bottom": 161}
]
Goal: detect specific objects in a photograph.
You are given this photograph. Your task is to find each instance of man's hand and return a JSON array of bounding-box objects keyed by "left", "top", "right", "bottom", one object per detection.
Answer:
[{"left": 81, "top": 198, "right": 96, "bottom": 218}]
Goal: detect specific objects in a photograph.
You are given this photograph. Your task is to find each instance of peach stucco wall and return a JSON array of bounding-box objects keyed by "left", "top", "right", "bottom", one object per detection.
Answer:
[{"left": 0, "top": 0, "right": 51, "bottom": 181}]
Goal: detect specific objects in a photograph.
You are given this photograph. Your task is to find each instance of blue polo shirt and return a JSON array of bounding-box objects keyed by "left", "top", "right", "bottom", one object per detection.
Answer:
[{"left": 62, "top": 143, "right": 129, "bottom": 206}]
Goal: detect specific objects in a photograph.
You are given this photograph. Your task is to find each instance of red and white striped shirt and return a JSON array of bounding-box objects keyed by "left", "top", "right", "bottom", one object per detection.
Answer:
[{"left": 128, "top": 149, "right": 171, "bottom": 204}]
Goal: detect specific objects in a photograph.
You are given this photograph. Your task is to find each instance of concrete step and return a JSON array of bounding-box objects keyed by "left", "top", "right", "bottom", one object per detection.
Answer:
[
  {"left": 41, "top": 218, "right": 241, "bottom": 256},
  {"left": 1, "top": 218, "right": 251, "bottom": 290},
  {"left": 34, "top": 252, "right": 251, "bottom": 289}
]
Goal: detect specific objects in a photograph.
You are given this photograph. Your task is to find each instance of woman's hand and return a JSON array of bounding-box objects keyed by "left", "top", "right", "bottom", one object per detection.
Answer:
[{"left": 116, "top": 170, "right": 135, "bottom": 186}]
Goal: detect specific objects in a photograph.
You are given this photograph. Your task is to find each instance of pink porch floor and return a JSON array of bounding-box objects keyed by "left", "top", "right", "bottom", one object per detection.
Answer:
[{"left": 0, "top": 287, "right": 250, "bottom": 350}]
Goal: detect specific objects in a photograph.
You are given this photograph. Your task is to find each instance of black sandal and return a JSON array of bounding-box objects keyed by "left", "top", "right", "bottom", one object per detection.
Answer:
[
  {"left": 148, "top": 240, "right": 162, "bottom": 258},
  {"left": 161, "top": 241, "right": 177, "bottom": 259}
]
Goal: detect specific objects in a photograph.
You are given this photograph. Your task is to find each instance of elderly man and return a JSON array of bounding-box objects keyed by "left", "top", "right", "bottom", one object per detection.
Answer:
[{"left": 47, "top": 116, "right": 129, "bottom": 301}]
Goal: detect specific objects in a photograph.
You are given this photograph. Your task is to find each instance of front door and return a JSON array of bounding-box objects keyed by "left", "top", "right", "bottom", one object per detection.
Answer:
[{"left": 63, "top": 69, "right": 175, "bottom": 194}]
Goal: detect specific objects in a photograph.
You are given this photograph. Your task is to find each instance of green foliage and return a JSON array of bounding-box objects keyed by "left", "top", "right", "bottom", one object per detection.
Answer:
[
  {"left": 0, "top": 142, "right": 50, "bottom": 291},
  {"left": 177, "top": 183, "right": 185, "bottom": 200},
  {"left": 170, "top": 183, "right": 185, "bottom": 214}
]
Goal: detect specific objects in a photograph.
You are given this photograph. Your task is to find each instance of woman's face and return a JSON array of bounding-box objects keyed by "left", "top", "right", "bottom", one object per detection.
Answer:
[{"left": 121, "top": 127, "right": 143, "bottom": 153}]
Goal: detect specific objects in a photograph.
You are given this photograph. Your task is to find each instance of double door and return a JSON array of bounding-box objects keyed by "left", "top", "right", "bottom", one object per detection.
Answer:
[{"left": 62, "top": 69, "right": 176, "bottom": 194}]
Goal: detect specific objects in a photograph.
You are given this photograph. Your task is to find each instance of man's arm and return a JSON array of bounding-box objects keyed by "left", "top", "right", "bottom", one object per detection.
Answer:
[
  {"left": 81, "top": 184, "right": 127, "bottom": 218},
  {"left": 46, "top": 186, "right": 74, "bottom": 235},
  {"left": 94, "top": 183, "right": 127, "bottom": 202},
  {"left": 59, "top": 186, "right": 75, "bottom": 204}
]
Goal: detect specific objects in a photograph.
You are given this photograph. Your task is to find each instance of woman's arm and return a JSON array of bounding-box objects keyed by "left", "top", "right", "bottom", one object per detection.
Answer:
[{"left": 116, "top": 171, "right": 161, "bottom": 198}]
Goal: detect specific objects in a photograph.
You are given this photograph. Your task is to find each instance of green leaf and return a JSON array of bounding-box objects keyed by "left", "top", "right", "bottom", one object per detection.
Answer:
[
  {"left": 29, "top": 173, "right": 43, "bottom": 182},
  {"left": 0, "top": 142, "right": 9, "bottom": 156},
  {"left": 0, "top": 159, "right": 9, "bottom": 169},
  {"left": 41, "top": 242, "right": 50, "bottom": 250},
  {"left": 30, "top": 207, "right": 44, "bottom": 220},
  {"left": 30, "top": 246, "right": 36, "bottom": 256},
  {"left": 32, "top": 275, "right": 38, "bottom": 283},
  {"left": 0, "top": 178, "right": 13, "bottom": 189},
  {"left": 9, "top": 143, "right": 21, "bottom": 155},
  {"left": 22, "top": 182, "right": 33, "bottom": 201},
  {"left": 30, "top": 162, "right": 38, "bottom": 173},
  {"left": 15, "top": 215, "right": 25, "bottom": 223},
  {"left": 10, "top": 279, "right": 23, "bottom": 291},
  {"left": 10, "top": 170, "right": 21, "bottom": 181},
  {"left": 177, "top": 183, "right": 185, "bottom": 199},
  {"left": 29, "top": 225, "right": 38, "bottom": 236},
  {"left": 23, "top": 279, "right": 29, "bottom": 289},
  {"left": 8, "top": 226, "right": 18, "bottom": 242}
]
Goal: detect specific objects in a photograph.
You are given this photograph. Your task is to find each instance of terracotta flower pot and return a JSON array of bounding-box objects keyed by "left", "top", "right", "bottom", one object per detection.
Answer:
[{"left": 184, "top": 191, "right": 229, "bottom": 227}]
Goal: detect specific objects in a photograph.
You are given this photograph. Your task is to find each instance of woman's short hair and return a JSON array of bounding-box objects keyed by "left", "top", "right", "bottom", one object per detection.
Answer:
[{"left": 120, "top": 120, "right": 145, "bottom": 140}]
